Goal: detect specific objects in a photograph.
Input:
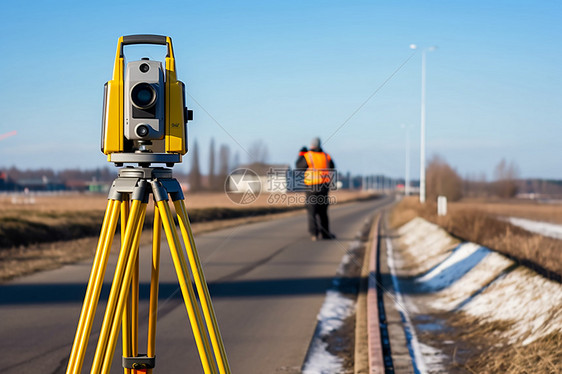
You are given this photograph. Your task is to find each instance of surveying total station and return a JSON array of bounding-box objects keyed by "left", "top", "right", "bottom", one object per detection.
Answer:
[{"left": 66, "top": 35, "right": 231, "bottom": 374}]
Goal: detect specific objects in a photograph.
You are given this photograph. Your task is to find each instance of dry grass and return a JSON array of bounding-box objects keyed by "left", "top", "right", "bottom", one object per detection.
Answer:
[
  {"left": 445, "top": 313, "right": 562, "bottom": 374},
  {"left": 389, "top": 197, "right": 435, "bottom": 229},
  {"left": 0, "top": 211, "right": 104, "bottom": 248},
  {"left": 390, "top": 197, "right": 562, "bottom": 277},
  {"left": 465, "top": 332, "right": 562, "bottom": 374},
  {"left": 453, "top": 198, "right": 562, "bottom": 224},
  {"left": 0, "top": 237, "right": 100, "bottom": 280},
  {"left": 417, "top": 312, "right": 562, "bottom": 373},
  {"left": 0, "top": 190, "right": 377, "bottom": 282},
  {"left": 0, "top": 189, "right": 369, "bottom": 213},
  {"left": 0, "top": 190, "right": 373, "bottom": 248}
]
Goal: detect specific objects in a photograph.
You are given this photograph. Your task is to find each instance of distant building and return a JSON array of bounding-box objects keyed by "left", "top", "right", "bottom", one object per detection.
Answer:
[
  {"left": 0, "top": 172, "right": 17, "bottom": 190},
  {"left": 65, "top": 180, "right": 89, "bottom": 191},
  {"left": 86, "top": 181, "right": 111, "bottom": 193},
  {"left": 15, "top": 176, "right": 65, "bottom": 191}
]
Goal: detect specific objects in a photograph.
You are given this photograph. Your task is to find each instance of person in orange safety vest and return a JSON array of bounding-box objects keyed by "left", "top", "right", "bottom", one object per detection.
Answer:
[{"left": 295, "top": 137, "right": 336, "bottom": 241}]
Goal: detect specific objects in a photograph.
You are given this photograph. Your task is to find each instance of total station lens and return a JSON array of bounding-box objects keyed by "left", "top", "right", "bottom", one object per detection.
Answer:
[
  {"left": 131, "top": 83, "right": 156, "bottom": 109},
  {"left": 139, "top": 63, "right": 150, "bottom": 73},
  {"left": 136, "top": 124, "right": 150, "bottom": 137}
]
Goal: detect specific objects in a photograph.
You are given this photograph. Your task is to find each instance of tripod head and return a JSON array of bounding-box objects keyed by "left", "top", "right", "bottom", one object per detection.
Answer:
[{"left": 101, "top": 35, "right": 193, "bottom": 167}]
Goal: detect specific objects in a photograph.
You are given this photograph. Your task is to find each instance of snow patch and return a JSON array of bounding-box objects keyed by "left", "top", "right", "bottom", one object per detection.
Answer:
[
  {"left": 317, "top": 289, "right": 355, "bottom": 336},
  {"left": 301, "top": 291, "right": 355, "bottom": 374},
  {"left": 397, "top": 217, "right": 459, "bottom": 274},
  {"left": 418, "top": 342, "right": 447, "bottom": 373},
  {"left": 397, "top": 217, "right": 562, "bottom": 346},
  {"left": 302, "top": 238, "right": 361, "bottom": 374},
  {"left": 462, "top": 266, "right": 562, "bottom": 345},
  {"left": 301, "top": 341, "right": 344, "bottom": 374},
  {"left": 428, "top": 251, "right": 514, "bottom": 311},
  {"left": 507, "top": 217, "right": 562, "bottom": 240},
  {"left": 416, "top": 243, "right": 488, "bottom": 291}
]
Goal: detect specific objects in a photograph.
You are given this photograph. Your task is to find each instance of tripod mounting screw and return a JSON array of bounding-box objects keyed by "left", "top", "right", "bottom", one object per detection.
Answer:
[{"left": 122, "top": 355, "right": 155, "bottom": 369}]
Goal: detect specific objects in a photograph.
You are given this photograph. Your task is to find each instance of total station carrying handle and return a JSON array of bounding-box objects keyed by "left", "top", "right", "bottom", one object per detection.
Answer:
[
  {"left": 122, "top": 34, "right": 167, "bottom": 45},
  {"left": 119, "top": 34, "right": 172, "bottom": 58}
]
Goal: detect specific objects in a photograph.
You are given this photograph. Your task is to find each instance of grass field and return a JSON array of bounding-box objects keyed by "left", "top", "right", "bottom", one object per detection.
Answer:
[
  {"left": 0, "top": 190, "right": 376, "bottom": 281},
  {"left": 450, "top": 198, "right": 562, "bottom": 224},
  {"left": 0, "top": 189, "right": 369, "bottom": 247},
  {"left": 1, "top": 189, "right": 369, "bottom": 212},
  {"left": 390, "top": 196, "right": 562, "bottom": 277}
]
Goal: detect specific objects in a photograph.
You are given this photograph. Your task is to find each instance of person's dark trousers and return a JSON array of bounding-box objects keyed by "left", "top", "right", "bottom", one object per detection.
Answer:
[{"left": 305, "top": 189, "right": 331, "bottom": 238}]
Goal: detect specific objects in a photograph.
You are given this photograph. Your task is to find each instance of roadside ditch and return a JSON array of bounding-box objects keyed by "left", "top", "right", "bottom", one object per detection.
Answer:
[{"left": 386, "top": 216, "right": 562, "bottom": 373}]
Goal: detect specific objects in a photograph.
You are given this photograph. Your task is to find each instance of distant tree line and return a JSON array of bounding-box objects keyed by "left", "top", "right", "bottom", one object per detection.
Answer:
[
  {"left": 188, "top": 138, "right": 277, "bottom": 192},
  {"left": 188, "top": 138, "right": 244, "bottom": 192},
  {"left": 426, "top": 155, "right": 464, "bottom": 201},
  {"left": 426, "top": 155, "right": 562, "bottom": 201},
  {"left": 1, "top": 166, "right": 115, "bottom": 182},
  {"left": 4, "top": 147, "right": 561, "bottom": 199},
  {"left": 0, "top": 166, "right": 120, "bottom": 191},
  {"left": 1, "top": 137, "right": 263, "bottom": 192}
]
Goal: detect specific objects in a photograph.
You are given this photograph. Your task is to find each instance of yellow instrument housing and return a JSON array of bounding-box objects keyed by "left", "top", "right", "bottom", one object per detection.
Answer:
[{"left": 102, "top": 35, "right": 187, "bottom": 161}]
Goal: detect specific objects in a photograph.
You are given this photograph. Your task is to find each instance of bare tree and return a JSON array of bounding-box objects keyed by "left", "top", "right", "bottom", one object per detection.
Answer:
[
  {"left": 247, "top": 140, "right": 269, "bottom": 164},
  {"left": 209, "top": 138, "right": 216, "bottom": 190},
  {"left": 232, "top": 151, "right": 240, "bottom": 171},
  {"left": 217, "top": 144, "right": 231, "bottom": 190},
  {"left": 189, "top": 140, "right": 202, "bottom": 191},
  {"left": 426, "top": 154, "right": 463, "bottom": 202},
  {"left": 463, "top": 172, "right": 488, "bottom": 197},
  {"left": 493, "top": 158, "right": 519, "bottom": 198},
  {"left": 218, "top": 144, "right": 230, "bottom": 175}
]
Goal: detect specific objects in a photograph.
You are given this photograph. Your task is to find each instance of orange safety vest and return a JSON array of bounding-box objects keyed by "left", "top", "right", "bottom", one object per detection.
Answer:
[{"left": 304, "top": 151, "right": 332, "bottom": 185}]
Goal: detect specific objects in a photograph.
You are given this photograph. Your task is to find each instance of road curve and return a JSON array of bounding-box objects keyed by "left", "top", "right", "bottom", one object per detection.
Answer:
[{"left": 0, "top": 196, "right": 393, "bottom": 374}]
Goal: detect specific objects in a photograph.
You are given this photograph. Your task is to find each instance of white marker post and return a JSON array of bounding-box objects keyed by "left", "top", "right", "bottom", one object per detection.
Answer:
[{"left": 437, "top": 196, "right": 447, "bottom": 216}]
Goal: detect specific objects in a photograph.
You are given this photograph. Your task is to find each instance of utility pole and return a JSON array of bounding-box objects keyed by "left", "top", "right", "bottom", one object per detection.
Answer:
[
  {"left": 405, "top": 125, "right": 411, "bottom": 196},
  {"left": 410, "top": 44, "right": 436, "bottom": 203},
  {"left": 420, "top": 49, "right": 427, "bottom": 203}
]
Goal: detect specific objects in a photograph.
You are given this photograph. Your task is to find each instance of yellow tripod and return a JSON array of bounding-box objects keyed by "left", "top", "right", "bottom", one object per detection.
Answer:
[{"left": 66, "top": 167, "right": 230, "bottom": 374}]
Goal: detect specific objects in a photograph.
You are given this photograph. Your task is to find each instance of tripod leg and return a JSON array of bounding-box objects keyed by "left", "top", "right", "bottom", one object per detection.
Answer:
[
  {"left": 131, "top": 245, "right": 140, "bottom": 365},
  {"left": 156, "top": 199, "right": 217, "bottom": 374},
  {"left": 146, "top": 203, "right": 162, "bottom": 374},
  {"left": 67, "top": 198, "right": 121, "bottom": 374},
  {"left": 174, "top": 199, "right": 231, "bottom": 374},
  {"left": 121, "top": 195, "right": 132, "bottom": 374},
  {"left": 104, "top": 202, "right": 146, "bottom": 373},
  {"left": 120, "top": 195, "right": 141, "bottom": 374},
  {"left": 91, "top": 198, "right": 147, "bottom": 373}
]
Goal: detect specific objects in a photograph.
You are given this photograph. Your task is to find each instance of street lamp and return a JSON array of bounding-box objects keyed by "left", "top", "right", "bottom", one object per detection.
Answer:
[{"left": 410, "top": 44, "right": 436, "bottom": 204}]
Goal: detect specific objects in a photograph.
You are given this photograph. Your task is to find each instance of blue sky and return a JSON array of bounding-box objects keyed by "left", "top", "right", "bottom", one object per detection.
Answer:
[{"left": 0, "top": 1, "right": 560, "bottom": 179}]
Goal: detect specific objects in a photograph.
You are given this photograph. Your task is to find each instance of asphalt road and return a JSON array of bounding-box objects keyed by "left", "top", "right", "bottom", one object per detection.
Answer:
[{"left": 0, "top": 196, "right": 392, "bottom": 374}]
